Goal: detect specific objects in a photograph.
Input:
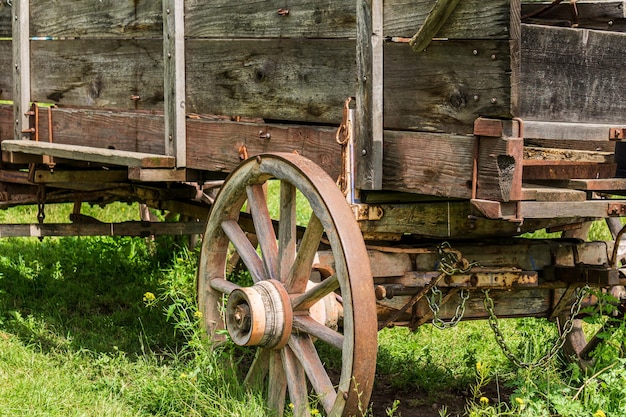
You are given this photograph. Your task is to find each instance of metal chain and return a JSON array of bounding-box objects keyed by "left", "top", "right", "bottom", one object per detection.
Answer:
[
  {"left": 482, "top": 285, "right": 589, "bottom": 369},
  {"left": 427, "top": 286, "right": 470, "bottom": 329},
  {"left": 425, "top": 242, "right": 479, "bottom": 329}
]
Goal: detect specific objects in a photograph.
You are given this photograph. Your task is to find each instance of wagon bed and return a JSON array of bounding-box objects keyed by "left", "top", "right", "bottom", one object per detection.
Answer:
[{"left": 1, "top": 1, "right": 626, "bottom": 416}]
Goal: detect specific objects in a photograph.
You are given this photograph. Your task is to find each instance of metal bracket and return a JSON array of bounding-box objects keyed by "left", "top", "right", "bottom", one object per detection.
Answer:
[
  {"left": 351, "top": 203, "right": 383, "bottom": 221},
  {"left": 610, "top": 128, "right": 626, "bottom": 141}
]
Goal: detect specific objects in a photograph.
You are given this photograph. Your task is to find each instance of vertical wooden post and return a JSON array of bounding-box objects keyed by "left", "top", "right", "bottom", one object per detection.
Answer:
[
  {"left": 355, "top": 0, "right": 383, "bottom": 190},
  {"left": 163, "top": 0, "right": 187, "bottom": 167},
  {"left": 12, "top": 0, "right": 30, "bottom": 141}
]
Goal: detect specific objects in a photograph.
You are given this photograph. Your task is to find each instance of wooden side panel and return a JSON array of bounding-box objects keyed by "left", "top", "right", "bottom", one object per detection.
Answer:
[
  {"left": 12, "top": 0, "right": 513, "bottom": 40},
  {"left": 29, "top": 0, "right": 162, "bottom": 38},
  {"left": 0, "top": 40, "right": 11, "bottom": 100},
  {"left": 30, "top": 39, "right": 164, "bottom": 110},
  {"left": 521, "top": 1, "right": 626, "bottom": 32},
  {"left": 185, "top": 39, "right": 354, "bottom": 125},
  {"left": 384, "top": 40, "right": 515, "bottom": 133},
  {"left": 382, "top": 130, "right": 474, "bottom": 199},
  {"left": 0, "top": 3, "right": 8, "bottom": 38},
  {"left": 2, "top": 38, "right": 514, "bottom": 132},
  {"left": 384, "top": 0, "right": 513, "bottom": 39},
  {"left": 520, "top": 24, "right": 626, "bottom": 124}
]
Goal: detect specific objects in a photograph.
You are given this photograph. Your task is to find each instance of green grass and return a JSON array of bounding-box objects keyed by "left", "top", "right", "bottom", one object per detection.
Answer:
[{"left": 0, "top": 203, "right": 624, "bottom": 416}]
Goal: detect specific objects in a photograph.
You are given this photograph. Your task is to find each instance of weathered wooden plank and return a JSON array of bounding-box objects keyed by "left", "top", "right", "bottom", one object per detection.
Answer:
[
  {"left": 0, "top": 36, "right": 515, "bottom": 132},
  {"left": 13, "top": 0, "right": 30, "bottom": 141},
  {"left": 524, "top": 121, "right": 626, "bottom": 142},
  {"left": 21, "top": 0, "right": 514, "bottom": 40},
  {"left": 1, "top": 140, "right": 175, "bottom": 168},
  {"left": 384, "top": 40, "right": 515, "bottom": 133},
  {"left": 163, "top": 0, "right": 187, "bottom": 167},
  {"left": 27, "top": 39, "right": 164, "bottom": 110},
  {"left": 0, "top": 3, "right": 8, "bottom": 38},
  {"left": 29, "top": 0, "right": 162, "bottom": 39},
  {"left": 0, "top": 40, "right": 10, "bottom": 99},
  {"left": 522, "top": 1, "right": 626, "bottom": 31},
  {"left": 533, "top": 178, "right": 626, "bottom": 192},
  {"left": 33, "top": 169, "right": 128, "bottom": 184},
  {"left": 357, "top": 201, "right": 584, "bottom": 238},
  {"left": 522, "top": 162, "right": 617, "bottom": 180},
  {"left": 521, "top": 24, "right": 626, "bottom": 124},
  {"left": 0, "top": 106, "right": 165, "bottom": 155},
  {"left": 519, "top": 200, "right": 626, "bottom": 218},
  {"left": 186, "top": 118, "right": 342, "bottom": 179},
  {"left": 521, "top": 186, "right": 587, "bottom": 202},
  {"left": 0, "top": 221, "right": 206, "bottom": 238},
  {"left": 524, "top": 146, "right": 614, "bottom": 163}
]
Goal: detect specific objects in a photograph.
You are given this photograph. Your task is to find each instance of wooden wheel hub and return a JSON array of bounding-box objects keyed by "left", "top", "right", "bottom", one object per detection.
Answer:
[{"left": 225, "top": 279, "right": 293, "bottom": 349}]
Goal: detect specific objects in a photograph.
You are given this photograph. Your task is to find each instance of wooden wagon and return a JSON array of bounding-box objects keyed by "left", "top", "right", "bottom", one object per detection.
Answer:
[{"left": 1, "top": 0, "right": 626, "bottom": 415}]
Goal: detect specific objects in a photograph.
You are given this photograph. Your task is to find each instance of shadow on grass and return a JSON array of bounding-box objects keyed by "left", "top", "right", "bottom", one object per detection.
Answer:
[{"left": 0, "top": 235, "right": 191, "bottom": 357}]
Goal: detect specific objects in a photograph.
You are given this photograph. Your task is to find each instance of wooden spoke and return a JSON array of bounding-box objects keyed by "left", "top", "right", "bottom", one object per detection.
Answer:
[
  {"left": 284, "top": 213, "right": 324, "bottom": 293},
  {"left": 244, "top": 348, "right": 270, "bottom": 390},
  {"left": 268, "top": 350, "right": 287, "bottom": 416},
  {"left": 279, "top": 181, "right": 297, "bottom": 282},
  {"left": 198, "top": 153, "right": 377, "bottom": 417},
  {"left": 292, "top": 274, "right": 339, "bottom": 311},
  {"left": 292, "top": 315, "right": 344, "bottom": 351},
  {"left": 282, "top": 346, "right": 312, "bottom": 417},
  {"left": 289, "top": 335, "right": 337, "bottom": 414},
  {"left": 221, "top": 219, "right": 266, "bottom": 283},
  {"left": 246, "top": 184, "right": 279, "bottom": 280}
]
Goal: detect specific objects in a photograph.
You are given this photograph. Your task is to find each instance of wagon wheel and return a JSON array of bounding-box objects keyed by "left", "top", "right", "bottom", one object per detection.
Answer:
[
  {"left": 560, "top": 218, "right": 626, "bottom": 367},
  {"left": 197, "top": 153, "right": 377, "bottom": 417}
]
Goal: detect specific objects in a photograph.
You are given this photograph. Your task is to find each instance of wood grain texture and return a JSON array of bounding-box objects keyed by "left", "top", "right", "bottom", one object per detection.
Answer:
[
  {"left": 384, "top": 40, "right": 515, "bottom": 133},
  {"left": 0, "top": 3, "right": 9, "bottom": 38},
  {"left": 522, "top": 1, "right": 626, "bottom": 31},
  {"left": 1, "top": 28, "right": 516, "bottom": 133},
  {"left": 520, "top": 24, "right": 626, "bottom": 124},
  {"left": 29, "top": 0, "right": 162, "bottom": 39},
  {"left": 2, "top": 0, "right": 513, "bottom": 40}
]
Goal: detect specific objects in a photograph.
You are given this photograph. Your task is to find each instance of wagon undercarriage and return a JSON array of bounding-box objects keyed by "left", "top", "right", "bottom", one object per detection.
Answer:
[{"left": 1, "top": 0, "right": 626, "bottom": 415}]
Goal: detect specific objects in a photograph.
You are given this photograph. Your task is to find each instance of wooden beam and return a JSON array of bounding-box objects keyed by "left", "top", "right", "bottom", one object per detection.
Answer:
[
  {"left": 522, "top": 162, "right": 617, "bottom": 180},
  {"left": 532, "top": 178, "right": 626, "bottom": 192},
  {"left": 1, "top": 140, "right": 175, "bottom": 168},
  {"left": 355, "top": 0, "right": 384, "bottom": 190},
  {"left": 33, "top": 169, "right": 128, "bottom": 184},
  {"left": 524, "top": 120, "right": 626, "bottom": 142},
  {"left": 12, "top": 0, "right": 30, "bottom": 141},
  {"left": 520, "top": 186, "right": 587, "bottom": 202},
  {"left": 163, "top": 0, "right": 186, "bottom": 167},
  {"left": 128, "top": 167, "right": 188, "bottom": 182},
  {"left": 0, "top": 221, "right": 206, "bottom": 238}
]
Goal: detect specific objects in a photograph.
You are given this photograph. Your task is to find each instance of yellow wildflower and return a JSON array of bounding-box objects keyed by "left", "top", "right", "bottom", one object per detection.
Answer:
[
  {"left": 479, "top": 397, "right": 489, "bottom": 405},
  {"left": 288, "top": 403, "right": 295, "bottom": 410},
  {"left": 311, "top": 409, "right": 320, "bottom": 415},
  {"left": 143, "top": 292, "right": 156, "bottom": 302},
  {"left": 515, "top": 397, "right": 524, "bottom": 406},
  {"left": 476, "top": 362, "right": 482, "bottom": 372},
  {"left": 593, "top": 410, "right": 606, "bottom": 417},
  {"left": 194, "top": 310, "right": 203, "bottom": 319}
]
